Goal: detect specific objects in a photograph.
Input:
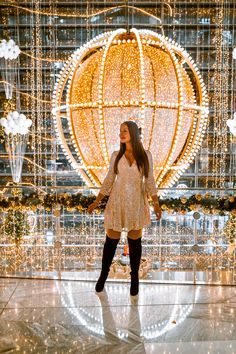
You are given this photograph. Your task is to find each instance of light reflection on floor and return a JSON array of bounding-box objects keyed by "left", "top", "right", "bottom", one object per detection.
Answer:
[{"left": 0, "top": 277, "right": 236, "bottom": 353}]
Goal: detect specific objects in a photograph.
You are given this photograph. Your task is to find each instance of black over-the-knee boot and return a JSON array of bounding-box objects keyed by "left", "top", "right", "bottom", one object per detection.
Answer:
[
  {"left": 128, "top": 237, "right": 142, "bottom": 296},
  {"left": 95, "top": 236, "right": 119, "bottom": 293}
]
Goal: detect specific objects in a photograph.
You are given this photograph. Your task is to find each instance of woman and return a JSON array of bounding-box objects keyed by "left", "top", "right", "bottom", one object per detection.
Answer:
[{"left": 87, "top": 121, "right": 162, "bottom": 296}]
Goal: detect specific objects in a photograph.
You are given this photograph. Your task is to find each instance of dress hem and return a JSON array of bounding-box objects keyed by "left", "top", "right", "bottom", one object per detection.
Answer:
[{"left": 104, "top": 222, "right": 151, "bottom": 233}]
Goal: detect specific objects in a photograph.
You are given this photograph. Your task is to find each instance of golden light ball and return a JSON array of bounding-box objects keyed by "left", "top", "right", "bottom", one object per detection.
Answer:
[{"left": 53, "top": 29, "right": 208, "bottom": 190}]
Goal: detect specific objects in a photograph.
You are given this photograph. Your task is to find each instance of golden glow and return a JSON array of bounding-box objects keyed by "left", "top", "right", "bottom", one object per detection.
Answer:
[{"left": 52, "top": 29, "right": 208, "bottom": 190}]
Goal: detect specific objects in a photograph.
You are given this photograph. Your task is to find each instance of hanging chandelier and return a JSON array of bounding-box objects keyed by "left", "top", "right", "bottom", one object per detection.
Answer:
[{"left": 52, "top": 28, "right": 208, "bottom": 190}]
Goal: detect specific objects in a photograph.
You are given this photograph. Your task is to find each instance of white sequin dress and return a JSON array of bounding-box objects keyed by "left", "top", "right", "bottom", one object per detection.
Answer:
[{"left": 100, "top": 150, "right": 157, "bottom": 232}]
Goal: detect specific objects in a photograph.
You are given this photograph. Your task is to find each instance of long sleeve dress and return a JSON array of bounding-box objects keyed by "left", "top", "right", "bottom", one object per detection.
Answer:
[{"left": 100, "top": 150, "right": 157, "bottom": 232}]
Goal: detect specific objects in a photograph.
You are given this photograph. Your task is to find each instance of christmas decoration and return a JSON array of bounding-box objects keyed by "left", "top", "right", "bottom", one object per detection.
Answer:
[
  {"left": 0, "top": 111, "right": 32, "bottom": 183},
  {"left": 222, "top": 215, "right": 236, "bottom": 254},
  {"left": 0, "top": 192, "right": 235, "bottom": 217},
  {"left": 52, "top": 28, "right": 208, "bottom": 191},
  {"left": 4, "top": 209, "right": 30, "bottom": 244},
  {"left": 0, "top": 39, "right": 20, "bottom": 99}
]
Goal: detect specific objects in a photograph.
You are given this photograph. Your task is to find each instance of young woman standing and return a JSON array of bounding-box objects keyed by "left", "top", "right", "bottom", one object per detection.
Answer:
[{"left": 87, "top": 121, "right": 162, "bottom": 296}]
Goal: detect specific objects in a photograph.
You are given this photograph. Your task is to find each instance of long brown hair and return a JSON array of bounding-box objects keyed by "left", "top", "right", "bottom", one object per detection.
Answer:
[{"left": 114, "top": 121, "right": 149, "bottom": 177}]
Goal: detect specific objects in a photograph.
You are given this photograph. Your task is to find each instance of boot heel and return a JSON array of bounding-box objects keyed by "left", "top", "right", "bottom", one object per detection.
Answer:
[
  {"left": 130, "top": 273, "right": 139, "bottom": 296},
  {"left": 95, "top": 276, "right": 106, "bottom": 292}
]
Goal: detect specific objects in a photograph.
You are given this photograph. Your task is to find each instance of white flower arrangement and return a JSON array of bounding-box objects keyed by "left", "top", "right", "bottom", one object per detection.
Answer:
[
  {"left": 0, "top": 39, "right": 21, "bottom": 60},
  {"left": 0, "top": 111, "right": 32, "bottom": 135}
]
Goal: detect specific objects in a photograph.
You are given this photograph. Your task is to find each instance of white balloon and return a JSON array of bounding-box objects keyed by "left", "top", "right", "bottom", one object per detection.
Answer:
[
  {"left": 0, "top": 42, "right": 7, "bottom": 50},
  {"left": 4, "top": 52, "right": 9, "bottom": 60},
  {"left": 0, "top": 118, "right": 7, "bottom": 127},
  {"left": 8, "top": 120, "right": 15, "bottom": 129},
  {"left": 18, "top": 119, "right": 22, "bottom": 125},
  {"left": 7, "top": 111, "right": 14, "bottom": 119},
  {"left": 18, "top": 125, "right": 27, "bottom": 133},
  {"left": 7, "top": 116, "right": 13, "bottom": 123},
  {"left": 8, "top": 39, "right": 15, "bottom": 47},
  {"left": 12, "top": 111, "right": 19, "bottom": 120},
  {"left": 10, "top": 50, "right": 17, "bottom": 60},
  {"left": 26, "top": 120, "right": 32, "bottom": 128},
  {"left": 14, "top": 46, "right": 20, "bottom": 55},
  {"left": 19, "top": 114, "right": 26, "bottom": 120},
  {"left": 6, "top": 49, "right": 13, "bottom": 60},
  {"left": 227, "top": 119, "right": 236, "bottom": 128},
  {"left": 1, "top": 47, "right": 8, "bottom": 59},
  {"left": 4, "top": 127, "right": 11, "bottom": 135},
  {"left": 0, "top": 40, "right": 20, "bottom": 60},
  {"left": 230, "top": 127, "right": 236, "bottom": 137},
  {"left": 1, "top": 110, "right": 31, "bottom": 135}
]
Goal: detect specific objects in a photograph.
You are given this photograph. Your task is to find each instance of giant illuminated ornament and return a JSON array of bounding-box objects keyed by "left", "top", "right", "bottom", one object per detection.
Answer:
[{"left": 52, "top": 29, "right": 208, "bottom": 190}]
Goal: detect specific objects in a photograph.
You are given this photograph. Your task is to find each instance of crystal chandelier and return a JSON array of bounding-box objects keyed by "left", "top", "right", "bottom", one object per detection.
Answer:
[{"left": 52, "top": 29, "right": 208, "bottom": 189}]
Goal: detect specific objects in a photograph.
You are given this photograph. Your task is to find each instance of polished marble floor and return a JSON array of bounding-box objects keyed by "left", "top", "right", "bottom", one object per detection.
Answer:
[{"left": 0, "top": 277, "right": 236, "bottom": 353}]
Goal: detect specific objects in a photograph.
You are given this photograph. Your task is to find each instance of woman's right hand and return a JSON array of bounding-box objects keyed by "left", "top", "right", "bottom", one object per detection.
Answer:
[{"left": 87, "top": 200, "right": 99, "bottom": 214}]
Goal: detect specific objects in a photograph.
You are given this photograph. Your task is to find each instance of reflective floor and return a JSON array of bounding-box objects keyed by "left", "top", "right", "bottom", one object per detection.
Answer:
[{"left": 0, "top": 278, "right": 236, "bottom": 353}]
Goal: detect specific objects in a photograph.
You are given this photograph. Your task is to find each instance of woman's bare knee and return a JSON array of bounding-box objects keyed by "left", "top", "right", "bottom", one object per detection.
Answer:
[
  {"left": 106, "top": 229, "right": 121, "bottom": 239},
  {"left": 127, "top": 229, "right": 142, "bottom": 240}
]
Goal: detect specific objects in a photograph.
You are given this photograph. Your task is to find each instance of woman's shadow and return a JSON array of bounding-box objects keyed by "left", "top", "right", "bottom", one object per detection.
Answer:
[{"left": 96, "top": 289, "right": 146, "bottom": 353}]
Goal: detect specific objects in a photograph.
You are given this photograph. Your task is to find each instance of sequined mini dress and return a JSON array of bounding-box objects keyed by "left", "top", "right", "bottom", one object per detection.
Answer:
[{"left": 100, "top": 150, "right": 157, "bottom": 232}]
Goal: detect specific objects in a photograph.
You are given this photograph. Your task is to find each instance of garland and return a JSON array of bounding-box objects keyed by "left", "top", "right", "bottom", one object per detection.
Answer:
[
  {"left": 4, "top": 210, "right": 30, "bottom": 244},
  {"left": 0, "top": 192, "right": 236, "bottom": 215},
  {"left": 223, "top": 215, "right": 236, "bottom": 244},
  {"left": 0, "top": 126, "right": 5, "bottom": 145}
]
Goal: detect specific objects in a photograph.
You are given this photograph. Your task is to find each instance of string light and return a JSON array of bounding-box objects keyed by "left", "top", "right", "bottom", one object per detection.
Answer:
[
  {"left": 21, "top": 51, "right": 66, "bottom": 62},
  {"left": 212, "top": 1, "right": 230, "bottom": 189},
  {"left": 0, "top": 82, "right": 52, "bottom": 103},
  {"left": 1, "top": 3, "right": 171, "bottom": 20},
  {"left": 52, "top": 29, "right": 208, "bottom": 191}
]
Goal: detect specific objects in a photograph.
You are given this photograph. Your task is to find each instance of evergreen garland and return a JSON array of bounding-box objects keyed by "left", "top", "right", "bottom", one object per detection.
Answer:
[
  {"left": 4, "top": 210, "right": 30, "bottom": 244},
  {"left": 223, "top": 215, "right": 236, "bottom": 244},
  {"left": 0, "top": 192, "right": 236, "bottom": 216}
]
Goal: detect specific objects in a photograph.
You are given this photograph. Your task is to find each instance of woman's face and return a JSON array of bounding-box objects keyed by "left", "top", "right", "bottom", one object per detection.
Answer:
[{"left": 119, "top": 124, "right": 131, "bottom": 143}]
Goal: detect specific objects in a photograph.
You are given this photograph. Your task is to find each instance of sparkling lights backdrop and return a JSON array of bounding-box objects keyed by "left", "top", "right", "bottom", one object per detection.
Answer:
[
  {"left": 0, "top": 0, "right": 235, "bottom": 189},
  {"left": 0, "top": 1, "right": 236, "bottom": 284}
]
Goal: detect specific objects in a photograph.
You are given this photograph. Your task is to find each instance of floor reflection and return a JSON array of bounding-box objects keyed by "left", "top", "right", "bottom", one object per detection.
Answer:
[
  {"left": 0, "top": 278, "right": 236, "bottom": 353},
  {"left": 57, "top": 281, "right": 200, "bottom": 342}
]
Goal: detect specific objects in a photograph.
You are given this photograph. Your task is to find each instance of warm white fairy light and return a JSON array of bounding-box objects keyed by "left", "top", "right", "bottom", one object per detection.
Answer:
[
  {"left": 97, "top": 29, "right": 126, "bottom": 165},
  {"left": 155, "top": 38, "right": 209, "bottom": 188},
  {"left": 52, "top": 28, "right": 208, "bottom": 191},
  {"left": 131, "top": 28, "right": 146, "bottom": 132},
  {"left": 52, "top": 37, "right": 111, "bottom": 189},
  {"left": 149, "top": 33, "right": 185, "bottom": 186}
]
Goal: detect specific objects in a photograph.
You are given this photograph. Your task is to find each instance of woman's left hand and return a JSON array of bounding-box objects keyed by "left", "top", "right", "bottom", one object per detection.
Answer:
[{"left": 154, "top": 204, "right": 162, "bottom": 220}]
